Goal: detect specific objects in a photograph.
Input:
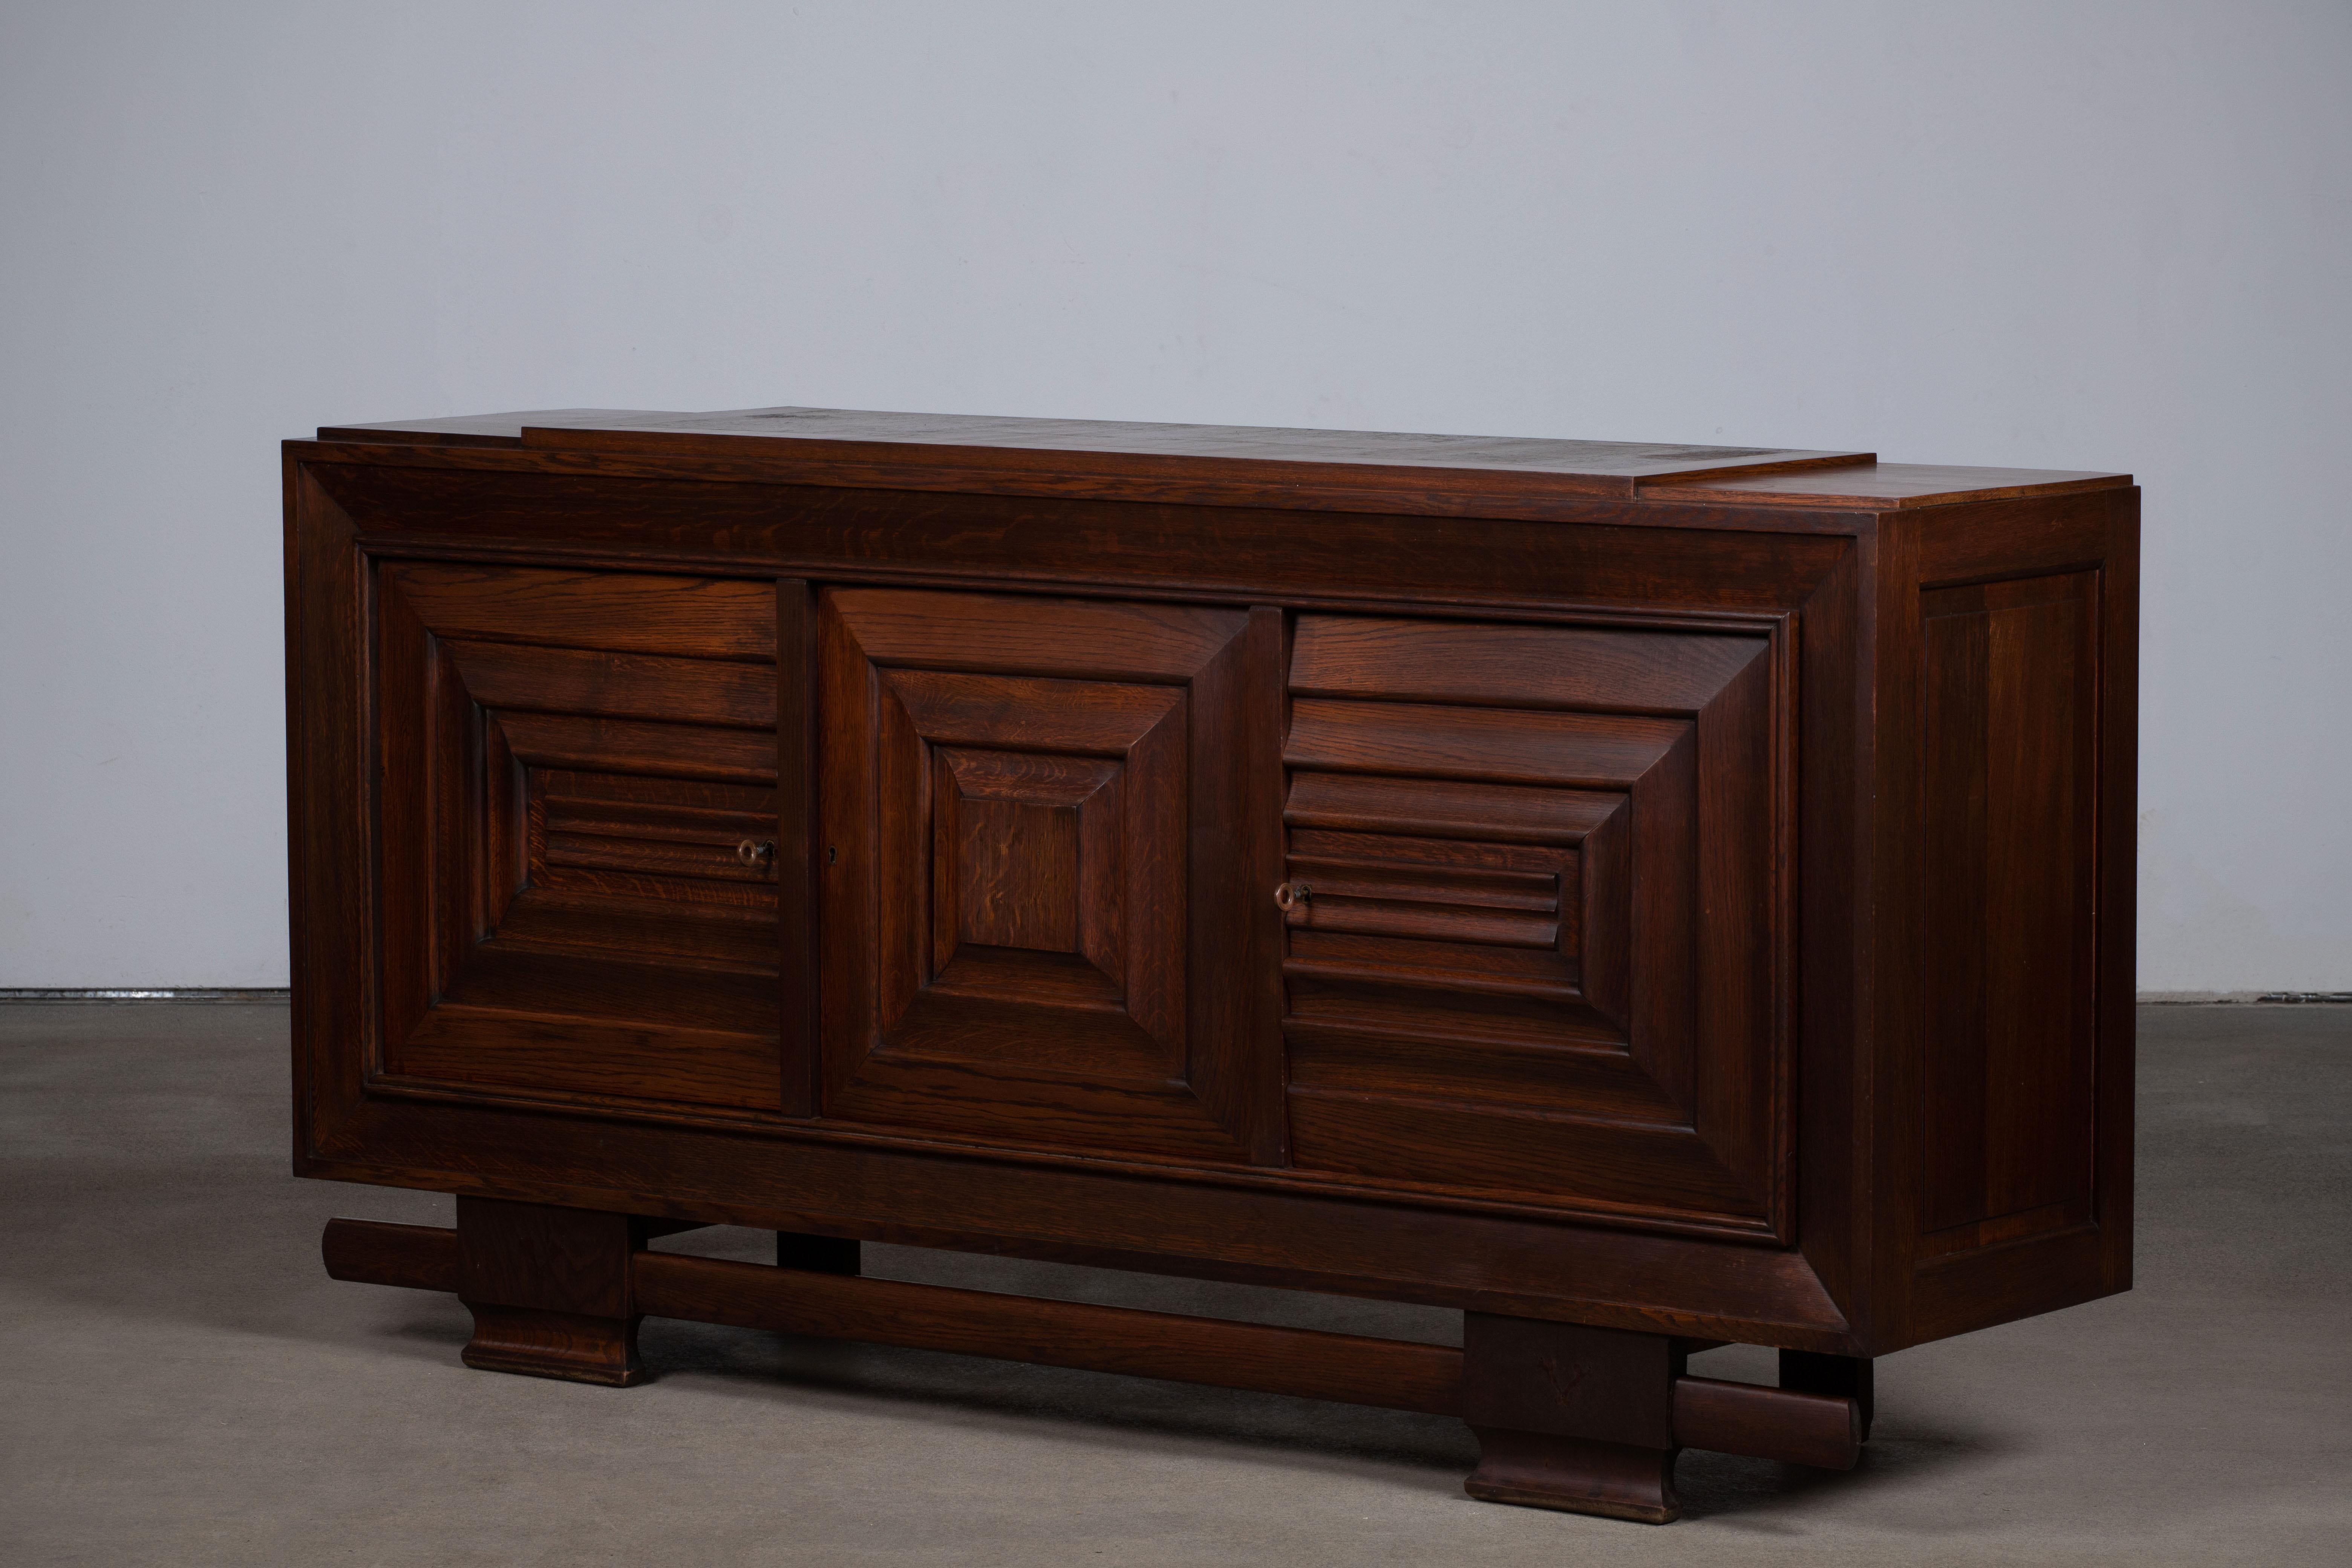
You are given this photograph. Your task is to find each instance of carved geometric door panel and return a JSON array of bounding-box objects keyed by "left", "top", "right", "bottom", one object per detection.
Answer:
[
  {"left": 1279, "top": 615, "right": 1785, "bottom": 1234},
  {"left": 372, "top": 562, "right": 792, "bottom": 1113},
  {"left": 817, "top": 588, "right": 1283, "bottom": 1164}
]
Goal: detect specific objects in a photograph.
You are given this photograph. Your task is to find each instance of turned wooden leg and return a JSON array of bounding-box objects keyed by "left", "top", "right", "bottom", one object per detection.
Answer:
[
  {"left": 1461, "top": 1315, "right": 1683, "bottom": 1524},
  {"left": 777, "top": 1233, "right": 861, "bottom": 1275},
  {"left": 455, "top": 1197, "right": 649, "bottom": 1387},
  {"left": 1780, "top": 1349, "right": 1874, "bottom": 1442}
]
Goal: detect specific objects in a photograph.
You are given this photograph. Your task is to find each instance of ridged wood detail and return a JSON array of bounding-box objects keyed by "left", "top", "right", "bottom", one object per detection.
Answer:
[
  {"left": 1276, "top": 614, "right": 1780, "bottom": 1229},
  {"left": 372, "top": 564, "right": 790, "bottom": 1115}
]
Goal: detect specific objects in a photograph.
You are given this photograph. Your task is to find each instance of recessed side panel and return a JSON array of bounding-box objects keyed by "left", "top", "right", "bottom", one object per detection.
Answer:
[{"left": 1916, "top": 571, "right": 2099, "bottom": 1257}]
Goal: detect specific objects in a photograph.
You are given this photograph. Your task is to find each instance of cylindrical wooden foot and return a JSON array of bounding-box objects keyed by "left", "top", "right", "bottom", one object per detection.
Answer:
[
  {"left": 1676, "top": 1375, "right": 1859, "bottom": 1469},
  {"left": 1781, "top": 1349, "right": 1874, "bottom": 1442}
]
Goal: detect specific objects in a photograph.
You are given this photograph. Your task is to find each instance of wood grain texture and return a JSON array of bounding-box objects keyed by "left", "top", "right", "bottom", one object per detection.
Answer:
[
  {"left": 826, "top": 586, "right": 1247, "bottom": 680},
  {"left": 1462, "top": 1315, "right": 1679, "bottom": 1447},
  {"left": 776, "top": 580, "right": 821, "bottom": 1116},
  {"left": 818, "top": 587, "right": 1271, "bottom": 1163},
  {"left": 1292, "top": 615, "right": 1769, "bottom": 713},
  {"left": 1284, "top": 772, "right": 1620, "bottom": 844},
  {"left": 325, "top": 1211, "right": 1858, "bottom": 1501},
  {"left": 392, "top": 1006, "right": 781, "bottom": 1111},
  {"left": 306, "top": 1083, "right": 1855, "bottom": 1337},
  {"left": 304, "top": 458, "right": 1862, "bottom": 598},
  {"left": 1276, "top": 613, "right": 1783, "bottom": 1234},
  {"left": 321, "top": 404, "right": 2124, "bottom": 521},
  {"left": 369, "top": 561, "right": 787, "bottom": 1117},
  {"left": 1781, "top": 1348, "right": 1874, "bottom": 1442},
  {"left": 321, "top": 1216, "right": 458, "bottom": 1292},
  {"left": 453, "top": 1197, "right": 647, "bottom": 1386},
  {"left": 1286, "top": 1092, "right": 1761, "bottom": 1219},
  {"left": 1646, "top": 462, "right": 2131, "bottom": 510},
  {"left": 1870, "top": 492, "right": 2136, "bottom": 1355},
  {"left": 1461, "top": 1316, "right": 1681, "bottom": 1522},
  {"left": 380, "top": 560, "right": 776, "bottom": 659},
  {"left": 1465, "top": 1429, "right": 1680, "bottom": 1523},
  {"left": 1672, "top": 1377, "right": 1858, "bottom": 1470},
  {"left": 1286, "top": 699, "right": 1688, "bottom": 788},
  {"left": 443, "top": 639, "right": 777, "bottom": 729},
  {"left": 1791, "top": 542, "right": 1868, "bottom": 1334},
  {"left": 518, "top": 404, "right": 1873, "bottom": 505},
  {"left": 1917, "top": 572, "right": 2098, "bottom": 1253}
]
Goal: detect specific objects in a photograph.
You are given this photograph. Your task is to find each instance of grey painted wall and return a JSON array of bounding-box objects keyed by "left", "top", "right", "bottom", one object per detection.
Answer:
[{"left": 3, "top": 2, "right": 2346, "bottom": 988}]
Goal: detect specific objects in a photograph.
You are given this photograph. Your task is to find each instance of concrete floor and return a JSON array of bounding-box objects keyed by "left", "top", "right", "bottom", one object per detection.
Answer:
[{"left": 3, "top": 1003, "right": 2346, "bottom": 1566}]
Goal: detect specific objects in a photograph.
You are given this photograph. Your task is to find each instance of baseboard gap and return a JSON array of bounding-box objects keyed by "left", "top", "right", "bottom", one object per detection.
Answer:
[
  {"left": 2136, "top": 991, "right": 2352, "bottom": 1005},
  {"left": 0, "top": 988, "right": 292, "bottom": 1003}
]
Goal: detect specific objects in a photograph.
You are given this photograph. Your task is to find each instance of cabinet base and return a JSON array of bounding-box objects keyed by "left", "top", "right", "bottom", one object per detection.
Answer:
[{"left": 322, "top": 1210, "right": 1864, "bottom": 1524}]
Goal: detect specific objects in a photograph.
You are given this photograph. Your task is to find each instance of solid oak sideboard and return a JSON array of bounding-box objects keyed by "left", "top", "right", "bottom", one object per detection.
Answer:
[{"left": 288, "top": 406, "right": 2136, "bottom": 1524}]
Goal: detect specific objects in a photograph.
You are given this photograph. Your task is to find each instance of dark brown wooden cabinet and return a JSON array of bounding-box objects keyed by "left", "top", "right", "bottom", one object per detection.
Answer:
[{"left": 290, "top": 406, "right": 2137, "bottom": 1524}]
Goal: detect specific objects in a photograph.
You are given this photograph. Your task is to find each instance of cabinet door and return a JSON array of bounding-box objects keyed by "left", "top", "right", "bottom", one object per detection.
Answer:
[
  {"left": 818, "top": 588, "right": 1283, "bottom": 1164},
  {"left": 372, "top": 562, "right": 798, "bottom": 1113},
  {"left": 1280, "top": 615, "right": 1785, "bottom": 1234}
]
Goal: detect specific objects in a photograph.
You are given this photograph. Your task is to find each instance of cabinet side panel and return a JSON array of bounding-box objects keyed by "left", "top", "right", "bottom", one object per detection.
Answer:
[{"left": 1917, "top": 572, "right": 2098, "bottom": 1255}]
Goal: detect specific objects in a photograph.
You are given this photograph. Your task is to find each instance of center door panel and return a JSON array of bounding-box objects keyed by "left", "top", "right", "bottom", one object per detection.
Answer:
[{"left": 817, "top": 588, "right": 1285, "bottom": 1165}]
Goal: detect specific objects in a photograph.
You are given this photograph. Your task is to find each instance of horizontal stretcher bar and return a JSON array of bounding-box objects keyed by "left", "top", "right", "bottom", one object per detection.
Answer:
[{"left": 322, "top": 1216, "right": 1858, "bottom": 1469}]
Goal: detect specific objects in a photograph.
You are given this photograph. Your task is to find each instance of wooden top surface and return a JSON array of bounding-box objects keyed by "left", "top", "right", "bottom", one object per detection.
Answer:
[{"left": 314, "top": 405, "right": 2130, "bottom": 510}]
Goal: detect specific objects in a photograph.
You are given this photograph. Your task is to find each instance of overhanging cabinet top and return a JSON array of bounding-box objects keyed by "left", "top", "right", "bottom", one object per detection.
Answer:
[{"left": 309, "top": 404, "right": 2131, "bottom": 522}]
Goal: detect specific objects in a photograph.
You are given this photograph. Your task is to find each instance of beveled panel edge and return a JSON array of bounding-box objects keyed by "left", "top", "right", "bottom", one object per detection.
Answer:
[
  {"left": 379, "top": 559, "right": 779, "bottom": 662},
  {"left": 829, "top": 583, "right": 1250, "bottom": 680},
  {"left": 1290, "top": 613, "right": 1772, "bottom": 716},
  {"left": 343, "top": 1064, "right": 1785, "bottom": 1246}
]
